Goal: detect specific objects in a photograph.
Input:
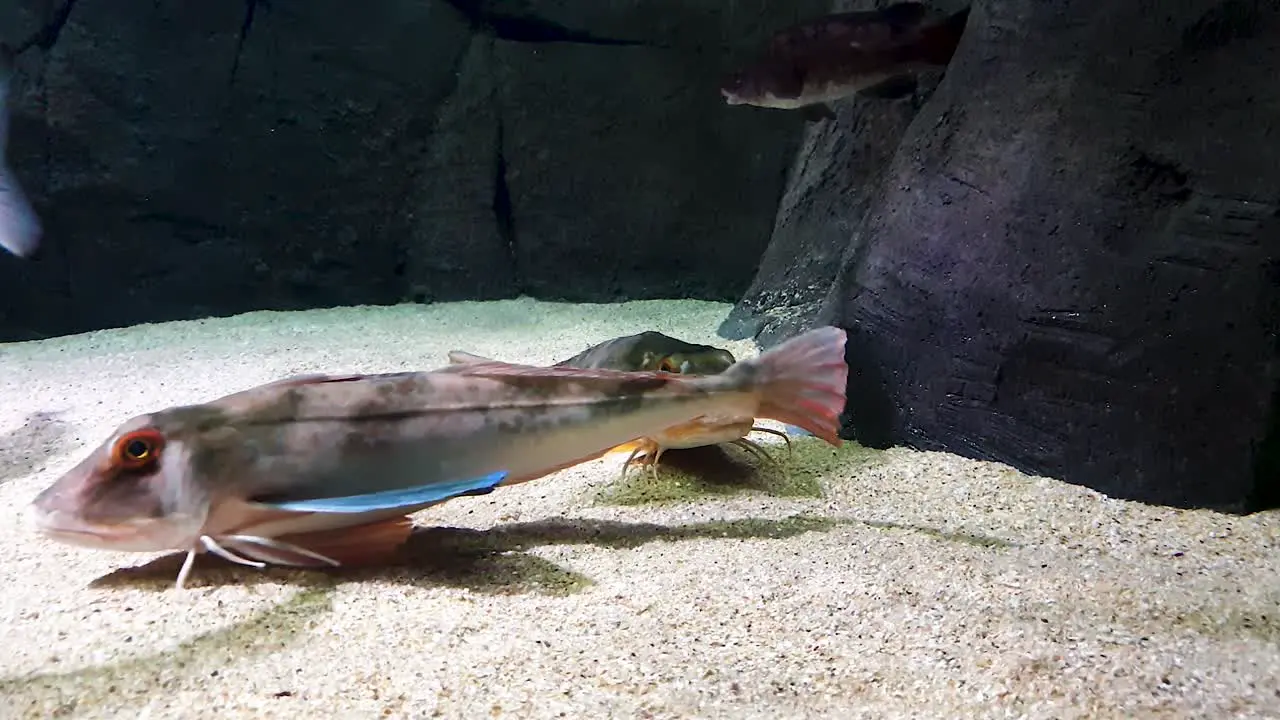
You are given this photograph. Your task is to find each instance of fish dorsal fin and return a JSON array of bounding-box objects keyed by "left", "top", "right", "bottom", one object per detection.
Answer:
[
  {"left": 257, "top": 373, "right": 369, "bottom": 389},
  {"left": 450, "top": 359, "right": 678, "bottom": 387},
  {"left": 446, "top": 350, "right": 497, "bottom": 365},
  {"left": 257, "top": 470, "right": 510, "bottom": 514},
  {"left": 879, "top": 2, "right": 929, "bottom": 31}
]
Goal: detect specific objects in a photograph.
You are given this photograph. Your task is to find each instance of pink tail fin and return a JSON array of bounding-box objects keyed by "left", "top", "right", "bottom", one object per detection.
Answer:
[{"left": 743, "top": 326, "right": 849, "bottom": 446}]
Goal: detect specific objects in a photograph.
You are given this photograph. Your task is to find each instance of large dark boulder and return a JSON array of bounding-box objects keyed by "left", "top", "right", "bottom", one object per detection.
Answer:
[
  {"left": 725, "top": 0, "right": 1280, "bottom": 512},
  {"left": 0, "top": 0, "right": 823, "bottom": 340}
]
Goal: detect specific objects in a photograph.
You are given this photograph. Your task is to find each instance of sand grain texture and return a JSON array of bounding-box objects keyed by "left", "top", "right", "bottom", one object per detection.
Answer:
[{"left": 0, "top": 298, "right": 1276, "bottom": 719}]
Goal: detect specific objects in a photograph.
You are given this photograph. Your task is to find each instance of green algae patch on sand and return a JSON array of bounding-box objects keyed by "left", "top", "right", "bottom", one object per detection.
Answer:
[
  {"left": 596, "top": 436, "right": 884, "bottom": 507},
  {"left": 688, "top": 513, "right": 845, "bottom": 540},
  {"left": 859, "top": 518, "right": 1021, "bottom": 549},
  {"left": 424, "top": 549, "right": 595, "bottom": 598},
  {"left": 0, "top": 586, "right": 334, "bottom": 718},
  {"left": 1168, "top": 603, "right": 1280, "bottom": 644}
]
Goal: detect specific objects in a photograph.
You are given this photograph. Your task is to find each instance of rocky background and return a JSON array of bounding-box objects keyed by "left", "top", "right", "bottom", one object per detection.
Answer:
[
  {"left": 2, "top": 0, "right": 1277, "bottom": 512},
  {"left": 0, "top": 0, "right": 825, "bottom": 337},
  {"left": 723, "top": 0, "right": 1280, "bottom": 512}
]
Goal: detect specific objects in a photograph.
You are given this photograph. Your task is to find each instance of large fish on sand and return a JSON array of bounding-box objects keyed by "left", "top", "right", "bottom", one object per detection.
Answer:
[
  {"left": 449, "top": 330, "right": 793, "bottom": 477},
  {"left": 0, "top": 43, "right": 41, "bottom": 258},
  {"left": 721, "top": 2, "right": 971, "bottom": 121},
  {"left": 30, "top": 326, "right": 849, "bottom": 589}
]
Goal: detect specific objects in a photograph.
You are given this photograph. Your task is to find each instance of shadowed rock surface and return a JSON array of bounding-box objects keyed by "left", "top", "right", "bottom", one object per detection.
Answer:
[{"left": 724, "top": 0, "right": 1280, "bottom": 512}]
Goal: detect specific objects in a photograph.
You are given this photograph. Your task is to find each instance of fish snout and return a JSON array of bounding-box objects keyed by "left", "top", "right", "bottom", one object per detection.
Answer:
[
  {"left": 19, "top": 501, "right": 48, "bottom": 534},
  {"left": 26, "top": 504, "right": 187, "bottom": 552}
]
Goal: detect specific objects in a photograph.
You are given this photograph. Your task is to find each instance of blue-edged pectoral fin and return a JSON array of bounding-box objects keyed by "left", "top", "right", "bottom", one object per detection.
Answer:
[{"left": 258, "top": 470, "right": 510, "bottom": 514}]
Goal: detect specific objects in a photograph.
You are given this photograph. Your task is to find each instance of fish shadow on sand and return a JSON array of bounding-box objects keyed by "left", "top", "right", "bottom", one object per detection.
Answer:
[
  {"left": 600, "top": 443, "right": 822, "bottom": 505},
  {"left": 89, "top": 512, "right": 1018, "bottom": 594},
  {"left": 90, "top": 514, "right": 847, "bottom": 594},
  {"left": 0, "top": 411, "right": 73, "bottom": 483}
]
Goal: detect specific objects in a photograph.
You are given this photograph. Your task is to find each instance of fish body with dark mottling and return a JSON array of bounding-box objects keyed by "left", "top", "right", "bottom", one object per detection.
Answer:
[
  {"left": 553, "top": 331, "right": 738, "bottom": 375},
  {"left": 30, "top": 327, "right": 850, "bottom": 588},
  {"left": 0, "top": 43, "right": 41, "bottom": 259},
  {"left": 721, "top": 2, "right": 971, "bottom": 119},
  {"left": 449, "top": 331, "right": 792, "bottom": 473}
]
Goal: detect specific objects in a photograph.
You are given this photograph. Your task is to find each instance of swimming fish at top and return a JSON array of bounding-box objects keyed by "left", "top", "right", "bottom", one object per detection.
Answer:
[
  {"left": 720, "top": 2, "right": 971, "bottom": 122},
  {"left": 30, "top": 326, "right": 850, "bottom": 589},
  {"left": 448, "top": 330, "right": 798, "bottom": 477},
  {"left": 0, "top": 43, "right": 41, "bottom": 259}
]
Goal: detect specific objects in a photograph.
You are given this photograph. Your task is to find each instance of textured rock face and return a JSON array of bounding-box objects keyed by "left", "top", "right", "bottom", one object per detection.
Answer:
[
  {"left": 0, "top": 0, "right": 823, "bottom": 339},
  {"left": 727, "top": 0, "right": 1280, "bottom": 511}
]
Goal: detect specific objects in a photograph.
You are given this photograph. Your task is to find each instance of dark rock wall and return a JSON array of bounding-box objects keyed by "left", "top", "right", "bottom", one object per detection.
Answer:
[
  {"left": 0, "top": 0, "right": 825, "bottom": 340},
  {"left": 728, "top": 0, "right": 1280, "bottom": 511}
]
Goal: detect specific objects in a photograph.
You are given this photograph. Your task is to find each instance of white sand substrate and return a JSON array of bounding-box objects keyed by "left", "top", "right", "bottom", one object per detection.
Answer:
[{"left": 0, "top": 298, "right": 1276, "bottom": 719}]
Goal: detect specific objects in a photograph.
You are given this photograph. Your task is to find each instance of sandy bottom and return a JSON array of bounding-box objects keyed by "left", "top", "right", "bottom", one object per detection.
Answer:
[{"left": 0, "top": 298, "right": 1276, "bottom": 719}]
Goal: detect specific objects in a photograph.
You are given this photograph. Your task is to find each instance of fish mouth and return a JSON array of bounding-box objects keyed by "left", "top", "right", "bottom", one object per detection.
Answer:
[
  {"left": 720, "top": 88, "right": 744, "bottom": 105},
  {"left": 28, "top": 508, "right": 183, "bottom": 552}
]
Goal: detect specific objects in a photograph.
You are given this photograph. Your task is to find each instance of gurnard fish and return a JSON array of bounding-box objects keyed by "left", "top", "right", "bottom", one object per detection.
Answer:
[
  {"left": 0, "top": 43, "right": 41, "bottom": 258},
  {"left": 720, "top": 2, "right": 971, "bottom": 122},
  {"left": 30, "top": 326, "right": 849, "bottom": 589},
  {"left": 448, "top": 331, "right": 795, "bottom": 478},
  {"left": 552, "top": 330, "right": 738, "bottom": 374}
]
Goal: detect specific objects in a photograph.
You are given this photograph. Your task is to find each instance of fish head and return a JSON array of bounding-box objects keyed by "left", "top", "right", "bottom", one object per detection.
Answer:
[
  {"left": 653, "top": 347, "right": 737, "bottom": 376},
  {"left": 719, "top": 68, "right": 757, "bottom": 105},
  {"left": 720, "top": 59, "right": 805, "bottom": 107},
  {"left": 29, "top": 413, "right": 212, "bottom": 553}
]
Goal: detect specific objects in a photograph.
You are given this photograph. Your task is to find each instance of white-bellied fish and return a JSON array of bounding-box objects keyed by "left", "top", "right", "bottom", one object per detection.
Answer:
[
  {"left": 721, "top": 2, "right": 971, "bottom": 121},
  {"left": 30, "top": 326, "right": 849, "bottom": 588},
  {"left": 449, "top": 330, "right": 796, "bottom": 478},
  {"left": 0, "top": 43, "right": 40, "bottom": 258}
]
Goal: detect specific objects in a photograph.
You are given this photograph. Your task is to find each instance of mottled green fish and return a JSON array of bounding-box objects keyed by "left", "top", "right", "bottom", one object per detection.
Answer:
[
  {"left": 448, "top": 330, "right": 739, "bottom": 375},
  {"left": 30, "top": 327, "right": 849, "bottom": 589}
]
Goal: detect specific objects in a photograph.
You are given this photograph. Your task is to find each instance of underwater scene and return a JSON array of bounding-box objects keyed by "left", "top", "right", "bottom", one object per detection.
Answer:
[{"left": 0, "top": 1, "right": 1277, "bottom": 718}]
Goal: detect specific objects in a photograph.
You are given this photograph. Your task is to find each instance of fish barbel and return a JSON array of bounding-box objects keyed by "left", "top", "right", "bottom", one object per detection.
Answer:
[
  {"left": 449, "top": 330, "right": 792, "bottom": 477},
  {"left": 30, "top": 326, "right": 849, "bottom": 588},
  {"left": 0, "top": 42, "right": 41, "bottom": 259}
]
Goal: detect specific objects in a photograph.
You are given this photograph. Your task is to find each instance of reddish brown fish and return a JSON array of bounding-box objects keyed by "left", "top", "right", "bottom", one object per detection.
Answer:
[
  {"left": 721, "top": 2, "right": 971, "bottom": 120},
  {"left": 30, "top": 326, "right": 849, "bottom": 589}
]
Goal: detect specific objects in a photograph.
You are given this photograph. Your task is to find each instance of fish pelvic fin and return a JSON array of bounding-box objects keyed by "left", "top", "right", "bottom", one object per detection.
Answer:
[
  {"left": 727, "top": 326, "right": 849, "bottom": 446},
  {"left": 171, "top": 516, "right": 416, "bottom": 587},
  {"left": 230, "top": 515, "right": 414, "bottom": 567},
  {"left": 607, "top": 438, "right": 649, "bottom": 455},
  {"left": 916, "top": 5, "right": 971, "bottom": 65},
  {"left": 259, "top": 470, "right": 509, "bottom": 514},
  {"left": 800, "top": 103, "right": 837, "bottom": 122}
]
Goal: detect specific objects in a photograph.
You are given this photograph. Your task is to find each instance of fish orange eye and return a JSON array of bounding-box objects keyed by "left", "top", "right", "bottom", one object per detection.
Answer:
[
  {"left": 659, "top": 357, "right": 679, "bottom": 373},
  {"left": 113, "top": 429, "right": 165, "bottom": 470}
]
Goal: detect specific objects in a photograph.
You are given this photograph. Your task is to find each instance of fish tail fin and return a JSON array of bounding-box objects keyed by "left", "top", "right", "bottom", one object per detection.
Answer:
[
  {"left": 0, "top": 163, "right": 42, "bottom": 259},
  {"left": 917, "top": 6, "right": 971, "bottom": 65},
  {"left": 729, "top": 326, "right": 849, "bottom": 446}
]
